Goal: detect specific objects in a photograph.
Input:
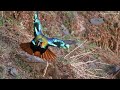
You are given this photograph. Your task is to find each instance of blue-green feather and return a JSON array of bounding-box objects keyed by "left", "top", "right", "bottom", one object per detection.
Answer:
[
  {"left": 47, "top": 38, "right": 70, "bottom": 49},
  {"left": 34, "top": 11, "right": 43, "bottom": 37},
  {"left": 32, "top": 11, "right": 70, "bottom": 49}
]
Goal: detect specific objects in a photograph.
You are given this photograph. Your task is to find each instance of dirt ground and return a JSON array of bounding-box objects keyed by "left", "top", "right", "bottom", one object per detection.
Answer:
[{"left": 0, "top": 11, "right": 120, "bottom": 79}]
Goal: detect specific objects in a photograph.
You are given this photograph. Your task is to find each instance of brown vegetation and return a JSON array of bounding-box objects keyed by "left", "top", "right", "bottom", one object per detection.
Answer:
[{"left": 0, "top": 11, "right": 120, "bottom": 79}]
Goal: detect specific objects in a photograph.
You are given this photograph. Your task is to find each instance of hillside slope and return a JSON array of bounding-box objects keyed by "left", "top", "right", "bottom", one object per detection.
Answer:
[{"left": 0, "top": 11, "right": 120, "bottom": 79}]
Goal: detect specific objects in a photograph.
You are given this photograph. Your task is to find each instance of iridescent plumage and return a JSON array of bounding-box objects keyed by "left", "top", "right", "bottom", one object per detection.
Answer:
[{"left": 20, "top": 11, "right": 70, "bottom": 62}]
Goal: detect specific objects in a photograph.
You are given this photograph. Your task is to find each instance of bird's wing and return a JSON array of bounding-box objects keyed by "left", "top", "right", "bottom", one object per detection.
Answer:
[
  {"left": 20, "top": 42, "right": 56, "bottom": 62},
  {"left": 48, "top": 38, "right": 70, "bottom": 49},
  {"left": 34, "top": 11, "right": 43, "bottom": 37},
  {"left": 20, "top": 42, "right": 33, "bottom": 55}
]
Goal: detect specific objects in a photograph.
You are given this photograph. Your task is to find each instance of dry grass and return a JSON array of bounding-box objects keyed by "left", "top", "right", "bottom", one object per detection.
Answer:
[
  {"left": 82, "top": 12, "right": 120, "bottom": 65},
  {"left": 0, "top": 11, "right": 120, "bottom": 79}
]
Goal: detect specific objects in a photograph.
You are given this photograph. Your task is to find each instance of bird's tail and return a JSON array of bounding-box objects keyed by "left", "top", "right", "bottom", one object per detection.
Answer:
[
  {"left": 34, "top": 48, "right": 56, "bottom": 62},
  {"left": 20, "top": 42, "right": 56, "bottom": 62}
]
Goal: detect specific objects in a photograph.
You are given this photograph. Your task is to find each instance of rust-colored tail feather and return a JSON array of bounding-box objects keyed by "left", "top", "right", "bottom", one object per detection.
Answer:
[
  {"left": 45, "top": 49, "right": 51, "bottom": 60},
  {"left": 20, "top": 42, "right": 56, "bottom": 62},
  {"left": 20, "top": 42, "right": 33, "bottom": 55},
  {"left": 44, "top": 49, "right": 56, "bottom": 61}
]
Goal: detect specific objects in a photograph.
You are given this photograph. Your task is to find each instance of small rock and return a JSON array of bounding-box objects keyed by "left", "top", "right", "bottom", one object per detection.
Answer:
[
  {"left": 64, "top": 40, "right": 77, "bottom": 45},
  {"left": 105, "top": 65, "right": 120, "bottom": 75},
  {"left": 8, "top": 67, "right": 18, "bottom": 77},
  {"left": 115, "top": 66, "right": 120, "bottom": 72},
  {"left": 90, "top": 18, "right": 104, "bottom": 25}
]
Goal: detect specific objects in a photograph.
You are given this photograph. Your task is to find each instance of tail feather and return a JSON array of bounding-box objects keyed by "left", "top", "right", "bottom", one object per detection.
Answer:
[
  {"left": 43, "top": 51, "right": 47, "bottom": 59},
  {"left": 20, "top": 42, "right": 56, "bottom": 62},
  {"left": 40, "top": 48, "right": 56, "bottom": 61},
  {"left": 45, "top": 49, "right": 51, "bottom": 60},
  {"left": 20, "top": 42, "right": 33, "bottom": 55},
  {"left": 46, "top": 49, "right": 56, "bottom": 61}
]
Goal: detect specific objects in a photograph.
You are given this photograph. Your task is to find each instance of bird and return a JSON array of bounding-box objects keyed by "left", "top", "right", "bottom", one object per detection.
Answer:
[{"left": 20, "top": 11, "right": 70, "bottom": 62}]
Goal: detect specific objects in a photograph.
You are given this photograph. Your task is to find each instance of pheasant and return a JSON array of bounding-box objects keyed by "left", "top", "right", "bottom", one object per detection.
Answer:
[{"left": 20, "top": 11, "right": 70, "bottom": 63}]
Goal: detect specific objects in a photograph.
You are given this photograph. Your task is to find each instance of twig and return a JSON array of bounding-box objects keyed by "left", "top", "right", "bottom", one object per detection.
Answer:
[
  {"left": 43, "top": 61, "right": 49, "bottom": 77},
  {"left": 72, "top": 64, "right": 107, "bottom": 79},
  {"left": 70, "top": 51, "right": 93, "bottom": 59},
  {"left": 64, "top": 40, "right": 87, "bottom": 59}
]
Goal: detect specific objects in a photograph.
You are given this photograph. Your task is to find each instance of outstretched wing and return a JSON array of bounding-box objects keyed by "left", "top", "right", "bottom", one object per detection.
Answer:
[
  {"left": 20, "top": 42, "right": 56, "bottom": 62},
  {"left": 48, "top": 38, "right": 70, "bottom": 49},
  {"left": 34, "top": 11, "right": 43, "bottom": 37}
]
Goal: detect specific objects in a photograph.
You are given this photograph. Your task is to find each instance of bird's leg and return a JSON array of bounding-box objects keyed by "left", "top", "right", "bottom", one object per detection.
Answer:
[{"left": 43, "top": 61, "right": 49, "bottom": 77}]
